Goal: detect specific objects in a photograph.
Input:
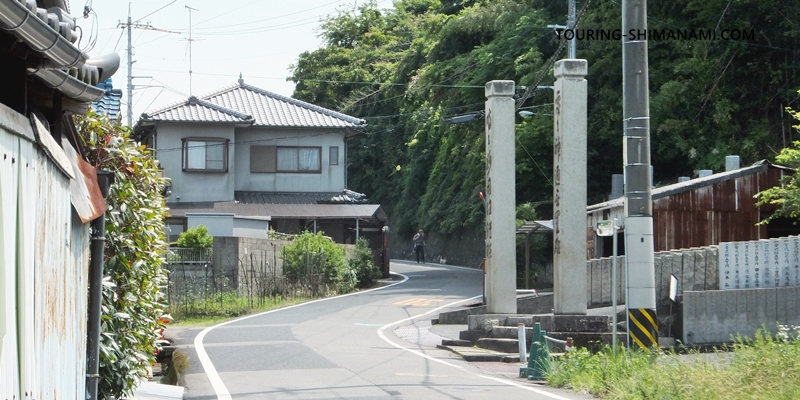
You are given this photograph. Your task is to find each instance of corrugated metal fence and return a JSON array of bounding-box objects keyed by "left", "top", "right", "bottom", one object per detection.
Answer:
[{"left": 1, "top": 107, "right": 91, "bottom": 398}]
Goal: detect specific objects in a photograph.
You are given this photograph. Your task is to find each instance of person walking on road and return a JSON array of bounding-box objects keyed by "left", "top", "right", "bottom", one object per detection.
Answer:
[{"left": 413, "top": 229, "right": 426, "bottom": 263}]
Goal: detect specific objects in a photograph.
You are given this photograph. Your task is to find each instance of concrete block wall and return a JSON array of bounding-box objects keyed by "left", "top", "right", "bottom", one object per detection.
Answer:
[
  {"left": 587, "top": 246, "right": 719, "bottom": 308},
  {"left": 683, "top": 286, "right": 800, "bottom": 345}
]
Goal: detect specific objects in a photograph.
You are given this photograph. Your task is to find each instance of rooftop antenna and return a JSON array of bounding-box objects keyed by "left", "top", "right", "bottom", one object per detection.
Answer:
[
  {"left": 186, "top": 5, "right": 199, "bottom": 96},
  {"left": 119, "top": 1, "right": 179, "bottom": 127}
]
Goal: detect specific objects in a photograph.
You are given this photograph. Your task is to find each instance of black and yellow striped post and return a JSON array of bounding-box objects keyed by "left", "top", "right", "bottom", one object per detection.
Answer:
[{"left": 628, "top": 308, "right": 658, "bottom": 351}]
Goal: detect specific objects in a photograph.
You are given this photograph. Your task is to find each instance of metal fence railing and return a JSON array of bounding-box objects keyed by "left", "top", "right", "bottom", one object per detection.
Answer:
[{"left": 164, "top": 247, "right": 329, "bottom": 318}]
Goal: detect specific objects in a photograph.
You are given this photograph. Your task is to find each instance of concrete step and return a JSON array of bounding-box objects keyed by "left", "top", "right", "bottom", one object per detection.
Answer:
[
  {"left": 491, "top": 326, "right": 533, "bottom": 340},
  {"left": 476, "top": 337, "right": 523, "bottom": 354},
  {"left": 441, "top": 339, "right": 472, "bottom": 347},
  {"left": 436, "top": 344, "right": 520, "bottom": 363}
]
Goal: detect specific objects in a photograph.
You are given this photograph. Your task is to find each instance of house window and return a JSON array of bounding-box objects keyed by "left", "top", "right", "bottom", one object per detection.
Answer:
[
  {"left": 182, "top": 138, "right": 228, "bottom": 172},
  {"left": 251, "top": 145, "right": 277, "bottom": 173},
  {"left": 329, "top": 146, "right": 339, "bottom": 166},
  {"left": 277, "top": 146, "right": 321, "bottom": 173}
]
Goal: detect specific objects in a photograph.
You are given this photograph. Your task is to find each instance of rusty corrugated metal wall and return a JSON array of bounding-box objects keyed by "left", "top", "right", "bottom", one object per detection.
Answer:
[
  {"left": 587, "top": 165, "right": 787, "bottom": 257},
  {"left": 0, "top": 106, "right": 91, "bottom": 399},
  {"left": 652, "top": 168, "right": 782, "bottom": 252}
]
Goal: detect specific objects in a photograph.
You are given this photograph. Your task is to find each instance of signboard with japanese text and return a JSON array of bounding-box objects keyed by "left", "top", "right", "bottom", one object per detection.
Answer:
[{"left": 719, "top": 236, "right": 800, "bottom": 290}]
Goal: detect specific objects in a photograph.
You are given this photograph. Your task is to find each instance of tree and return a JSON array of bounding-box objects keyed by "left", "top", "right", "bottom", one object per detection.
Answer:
[
  {"left": 176, "top": 225, "right": 213, "bottom": 250},
  {"left": 756, "top": 93, "right": 800, "bottom": 223}
]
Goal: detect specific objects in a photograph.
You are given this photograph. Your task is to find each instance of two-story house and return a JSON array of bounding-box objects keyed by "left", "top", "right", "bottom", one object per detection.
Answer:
[{"left": 134, "top": 76, "right": 388, "bottom": 246}]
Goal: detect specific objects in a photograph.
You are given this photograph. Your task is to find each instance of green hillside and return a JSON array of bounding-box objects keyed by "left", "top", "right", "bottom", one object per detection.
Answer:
[{"left": 290, "top": 0, "right": 800, "bottom": 241}]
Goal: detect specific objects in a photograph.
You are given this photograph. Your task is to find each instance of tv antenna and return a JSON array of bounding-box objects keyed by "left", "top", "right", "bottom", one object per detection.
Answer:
[{"left": 185, "top": 6, "right": 200, "bottom": 96}]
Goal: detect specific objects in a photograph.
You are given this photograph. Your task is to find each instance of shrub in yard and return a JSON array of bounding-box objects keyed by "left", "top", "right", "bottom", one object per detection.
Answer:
[
  {"left": 281, "top": 231, "right": 349, "bottom": 289},
  {"left": 176, "top": 225, "right": 213, "bottom": 249},
  {"left": 75, "top": 111, "right": 170, "bottom": 398},
  {"left": 349, "top": 238, "right": 381, "bottom": 288}
]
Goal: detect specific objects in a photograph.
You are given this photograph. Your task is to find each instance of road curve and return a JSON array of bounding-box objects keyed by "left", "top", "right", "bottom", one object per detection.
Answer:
[{"left": 174, "top": 261, "right": 591, "bottom": 400}]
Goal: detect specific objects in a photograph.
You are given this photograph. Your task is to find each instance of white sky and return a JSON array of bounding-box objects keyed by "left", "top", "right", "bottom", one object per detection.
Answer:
[{"left": 74, "top": 1, "right": 386, "bottom": 125}]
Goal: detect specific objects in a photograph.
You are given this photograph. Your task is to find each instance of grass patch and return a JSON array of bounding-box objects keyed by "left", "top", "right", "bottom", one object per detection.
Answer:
[
  {"left": 167, "top": 293, "right": 317, "bottom": 326},
  {"left": 548, "top": 325, "right": 800, "bottom": 399}
]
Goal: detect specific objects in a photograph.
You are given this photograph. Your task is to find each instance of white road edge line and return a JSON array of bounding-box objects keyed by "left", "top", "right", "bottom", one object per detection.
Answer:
[
  {"left": 194, "top": 272, "right": 411, "bottom": 400},
  {"left": 376, "top": 296, "right": 574, "bottom": 400}
]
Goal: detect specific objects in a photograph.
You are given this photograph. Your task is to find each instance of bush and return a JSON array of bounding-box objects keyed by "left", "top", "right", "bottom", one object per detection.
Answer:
[
  {"left": 281, "top": 231, "right": 348, "bottom": 288},
  {"left": 75, "top": 111, "right": 169, "bottom": 398},
  {"left": 349, "top": 238, "right": 381, "bottom": 288},
  {"left": 176, "top": 225, "right": 213, "bottom": 249}
]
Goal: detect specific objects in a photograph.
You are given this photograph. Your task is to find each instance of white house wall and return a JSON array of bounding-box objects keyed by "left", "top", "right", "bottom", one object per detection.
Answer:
[
  {"left": 234, "top": 128, "right": 346, "bottom": 193},
  {"left": 156, "top": 123, "right": 236, "bottom": 203}
]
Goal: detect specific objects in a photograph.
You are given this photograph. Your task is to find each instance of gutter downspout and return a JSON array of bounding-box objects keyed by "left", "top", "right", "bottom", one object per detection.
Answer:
[{"left": 86, "top": 170, "right": 114, "bottom": 400}]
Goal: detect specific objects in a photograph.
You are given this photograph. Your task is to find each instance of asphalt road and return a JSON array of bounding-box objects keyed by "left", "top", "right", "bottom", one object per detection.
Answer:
[{"left": 170, "top": 261, "right": 593, "bottom": 400}]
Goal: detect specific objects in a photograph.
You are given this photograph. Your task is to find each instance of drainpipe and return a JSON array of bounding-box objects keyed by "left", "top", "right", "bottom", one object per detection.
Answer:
[{"left": 86, "top": 170, "right": 114, "bottom": 400}]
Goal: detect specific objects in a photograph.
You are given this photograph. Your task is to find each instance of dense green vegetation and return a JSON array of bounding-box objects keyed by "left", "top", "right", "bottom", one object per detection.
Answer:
[
  {"left": 281, "top": 231, "right": 357, "bottom": 293},
  {"left": 548, "top": 326, "right": 800, "bottom": 399},
  {"left": 290, "top": 0, "right": 800, "bottom": 242},
  {"left": 76, "top": 111, "right": 170, "bottom": 398},
  {"left": 349, "top": 237, "right": 383, "bottom": 288},
  {"left": 756, "top": 96, "right": 800, "bottom": 222}
]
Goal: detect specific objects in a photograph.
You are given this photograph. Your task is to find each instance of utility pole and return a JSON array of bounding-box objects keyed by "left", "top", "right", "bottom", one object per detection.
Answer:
[
  {"left": 622, "top": 0, "right": 658, "bottom": 351},
  {"left": 567, "top": 0, "right": 576, "bottom": 58},
  {"left": 185, "top": 6, "right": 199, "bottom": 96},
  {"left": 118, "top": 2, "right": 179, "bottom": 127},
  {"left": 547, "top": 0, "right": 577, "bottom": 59}
]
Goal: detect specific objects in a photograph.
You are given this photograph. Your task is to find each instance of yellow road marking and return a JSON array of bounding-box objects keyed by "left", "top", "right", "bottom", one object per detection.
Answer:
[{"left": 394, "top": 298, "right": 445, "bottom": 306}]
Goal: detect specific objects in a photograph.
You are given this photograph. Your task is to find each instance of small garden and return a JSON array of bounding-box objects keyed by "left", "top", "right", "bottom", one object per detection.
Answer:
[{"left": 166, "top": 229, "right": 383, "bottom": 324}]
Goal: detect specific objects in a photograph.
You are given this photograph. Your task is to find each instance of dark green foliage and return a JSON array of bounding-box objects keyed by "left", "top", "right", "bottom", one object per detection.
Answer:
[
  {"left": 756, "top": 96, "right": 800, "bottom": 222},
  {"left": 349, "top": 238, "right": 382, "bottom": 288},
  {"left": 291, "top": 0, "right": 800, "bottom": 241},
  {"left": 176, "top": 225, "right": 213, "bottom": 250},
  {"left": 281, "top": 231, "right": 354, "bottom": 291},
  {"left": 75, "top": 111, "right": 170, "bottom": 398}
]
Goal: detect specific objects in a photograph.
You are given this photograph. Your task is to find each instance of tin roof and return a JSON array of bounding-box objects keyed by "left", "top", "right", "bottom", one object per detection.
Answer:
[{"left": 141, "top": 77, "right": 365, "bottom": 129}]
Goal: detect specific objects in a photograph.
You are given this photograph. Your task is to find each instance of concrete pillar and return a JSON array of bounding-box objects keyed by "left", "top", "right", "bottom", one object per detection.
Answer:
[
  {"left": 484, "top": 80, "right": 517, "bottom": 314},
  {"left": 552, "top": 59, "right": 588, "bottom": 315}
]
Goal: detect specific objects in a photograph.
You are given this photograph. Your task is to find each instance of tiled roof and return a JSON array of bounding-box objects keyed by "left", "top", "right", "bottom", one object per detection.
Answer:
[
  {"left": 235, "top": 190, "right": 369, "bottom": 205},
  {"left": 91, "top": 78, "right": 123, "bottom": 120},
  {"left": 141, "top": 78, "right": 365, "bottom": 128},
  {"left": 142, "top": 96, "right": 254, "bottom": 124},
  {"left": 0, "top": 0, "right": 119, "bottom": 102}
]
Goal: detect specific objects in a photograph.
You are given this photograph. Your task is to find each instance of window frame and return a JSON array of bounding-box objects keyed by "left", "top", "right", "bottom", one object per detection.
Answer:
[
  {"left": 182, "top": 137, "right": 229, "bottom": 172},
  {"left": 329, "top": 146, "right": 339, "bottom": 166},
  {"left": 276, "top": 146, "right": 322, "bottom": 174}
]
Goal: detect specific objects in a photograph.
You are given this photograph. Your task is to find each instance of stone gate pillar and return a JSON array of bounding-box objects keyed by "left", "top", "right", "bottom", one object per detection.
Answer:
[
  {"left": 485, "top": 80, "right": 516, "bottom": 314},
  {"left": 552, "top": 60, "right": 588, "bottom": 315}
]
